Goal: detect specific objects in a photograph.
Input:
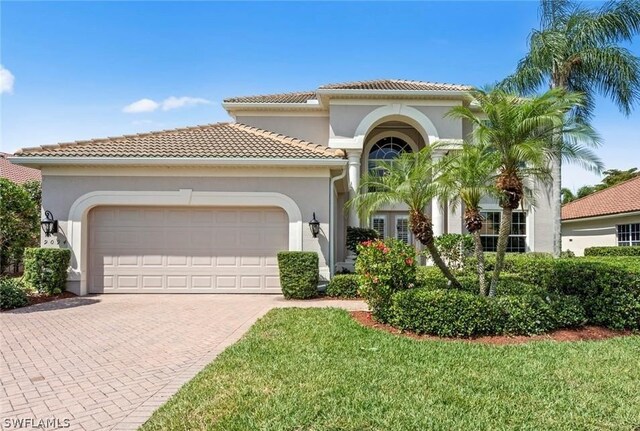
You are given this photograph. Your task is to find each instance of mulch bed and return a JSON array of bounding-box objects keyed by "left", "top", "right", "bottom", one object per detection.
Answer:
[
  {"left": 351, "top": 310, "right": 632, "bottom": 345},
  {"left": 26, "top": 291, "right": 76, "bottom": 306}
]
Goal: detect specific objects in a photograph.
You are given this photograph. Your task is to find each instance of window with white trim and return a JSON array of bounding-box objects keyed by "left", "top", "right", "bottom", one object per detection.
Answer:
[
  {"left": 478, "top": 211, "right": 527, "bottom": 253},
  {"left": 371, "top": 215, "right": 386, "bottom": 239},
  {"left": 617, "top": 223, "right": 640, "bottom": 246},
  {"left": 368, "top": 137, "right": 413, "bottom": 177},
  {"left": 396, "top": 216, "right": 411, "bottom": 244}
]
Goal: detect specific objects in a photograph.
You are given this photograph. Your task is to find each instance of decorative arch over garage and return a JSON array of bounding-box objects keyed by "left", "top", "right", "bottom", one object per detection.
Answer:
[{"left": 66, "top": 189, "right": 303, "bottom": 295}]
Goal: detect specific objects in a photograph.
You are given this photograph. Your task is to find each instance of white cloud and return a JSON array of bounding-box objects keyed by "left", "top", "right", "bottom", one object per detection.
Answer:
[
  {"left": 161, "top": 96, "right": 211, "bottom": 111},
  {"left": 122, "top": 98, "right": 160, "bottom": 113},
  {"left": 123, "top": 96, "right": 212, "bottom": 114},
  {"left": 0, "top": 65, "right": 15, "bottom": 94}
]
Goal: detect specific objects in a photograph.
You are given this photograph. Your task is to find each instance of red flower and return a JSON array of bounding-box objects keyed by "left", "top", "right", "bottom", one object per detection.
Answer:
[{"left": 405, "top": 258, "right": 414, "bottom": 266}]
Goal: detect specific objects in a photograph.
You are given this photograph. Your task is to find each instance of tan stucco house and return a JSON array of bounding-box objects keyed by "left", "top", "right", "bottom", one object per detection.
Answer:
[
  {"left": 10, "top": 79, "right": 554, "bottom": 296},
  {"left": 562, "top": 175, "right": 640, "bottom": 255}
]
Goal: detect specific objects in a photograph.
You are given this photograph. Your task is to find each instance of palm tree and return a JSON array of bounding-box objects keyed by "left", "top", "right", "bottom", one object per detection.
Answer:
[
  {"left": 347, "top": 146, "right": 461, "bottom": 288},
  {"left": 501, "top": 0, "right": 640, "bottom": 257},
  {"left": 447, "top": 87, "right": 601, "bottom": 296},
  {"left": 437, "top": 143, "right": 501, "bottom": 296}
]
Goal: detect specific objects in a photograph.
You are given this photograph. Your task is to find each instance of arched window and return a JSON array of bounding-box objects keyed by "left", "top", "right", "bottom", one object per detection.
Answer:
[{"left": 367, "top": 136, "right": 413, "bottom": 175}]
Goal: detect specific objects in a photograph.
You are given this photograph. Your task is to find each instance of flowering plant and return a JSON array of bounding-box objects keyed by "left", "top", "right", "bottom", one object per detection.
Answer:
[{"left": 355, "top": 238, "right": 417, "bottom": 322}]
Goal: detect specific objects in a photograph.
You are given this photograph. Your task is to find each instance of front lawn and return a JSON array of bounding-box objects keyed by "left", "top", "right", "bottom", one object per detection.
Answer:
[{"left": 141, "top": 308, "right": 640, "bottom": 431}]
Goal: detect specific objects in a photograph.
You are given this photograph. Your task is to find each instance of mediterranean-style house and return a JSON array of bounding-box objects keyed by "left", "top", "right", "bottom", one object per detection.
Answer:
[
  {"left": 562, "top": 175, "right": 640, "bottom": 255},
  {"left": 10, "top": 79, "right": 553, "bottom": 295}
]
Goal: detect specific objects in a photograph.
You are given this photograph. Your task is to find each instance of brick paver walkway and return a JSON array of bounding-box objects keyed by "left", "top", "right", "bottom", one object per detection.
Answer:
[{"left": 0, "top": 294, "right": 366, "bottom": 431}]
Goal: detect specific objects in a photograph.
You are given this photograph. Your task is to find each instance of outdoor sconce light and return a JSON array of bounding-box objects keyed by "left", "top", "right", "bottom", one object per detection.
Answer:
[
  {"left": 41, "top": 211, "right": 59, "bottom": 237},
  {"left": 309, "top": 212, "right": 320, "bottom": 238}
]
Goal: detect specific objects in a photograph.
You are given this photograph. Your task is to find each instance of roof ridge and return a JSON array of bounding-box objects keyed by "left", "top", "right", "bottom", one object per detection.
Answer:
[
  {"left": 562, "top": 175, "right": 640, "bottom": 209},
  {"left": 231, "top": 123, "right": 344, "bottom": 158}
]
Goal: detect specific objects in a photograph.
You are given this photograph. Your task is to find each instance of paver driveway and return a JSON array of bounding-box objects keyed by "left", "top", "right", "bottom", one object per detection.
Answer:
[{"left": 0, "top": 294, "right": 366, "bottom": 431}]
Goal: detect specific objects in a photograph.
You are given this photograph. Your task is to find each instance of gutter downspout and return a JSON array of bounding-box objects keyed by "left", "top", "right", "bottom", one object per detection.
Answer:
[{"left": 329, "top": 165, "right": 348, "bottom": 278}]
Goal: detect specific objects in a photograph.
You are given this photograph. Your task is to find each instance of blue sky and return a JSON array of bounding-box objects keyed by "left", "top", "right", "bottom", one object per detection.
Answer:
[{"left": 1, "top": 1, "right": 638, "bottom": 190}]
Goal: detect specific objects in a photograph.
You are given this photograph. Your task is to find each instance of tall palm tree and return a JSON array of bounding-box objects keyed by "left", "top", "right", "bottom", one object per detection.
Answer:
[
  {"left": 437, "top": 143, "right": 501, "bottom": 296},
  {"left": 347, "top": 146, "right": 461, "bottom": 288},
  {"left": 447, "top": 88, "right": 601, "bottom": 296},
  {"left": 501, "top": 0, "right": 640, "bottom": 257}
]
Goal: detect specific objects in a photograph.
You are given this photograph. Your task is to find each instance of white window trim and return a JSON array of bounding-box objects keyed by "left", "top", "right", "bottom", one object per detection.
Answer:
[
  {"left": 371, "top": 214, "right": 387, "bottom": 239},
  {"left": 66, "top": 189, "right": 303, "bottom": 295},
  {"left": 478, "top": 210, "right": 527, "bottom": 252},
  {"left": 395, "top": 215, "right": 412, "bottom": 245},
  {"left": 616, "top": 223, "right": 640, "bottom": 246}
]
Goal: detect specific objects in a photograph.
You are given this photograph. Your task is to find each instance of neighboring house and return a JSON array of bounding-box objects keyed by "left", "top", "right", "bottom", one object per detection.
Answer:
[
  {"left": 562, "top": 175, "right": 640, "bottom": 255},
  {"left": 0, "top": 152, "right": 41, "bottom": 183},
  {"left": 10, "top": 79, "right": 553, "bottom": 296}
]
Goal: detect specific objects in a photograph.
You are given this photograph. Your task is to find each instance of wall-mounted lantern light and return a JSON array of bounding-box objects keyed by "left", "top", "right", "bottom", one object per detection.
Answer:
[
  {"left": 41, "top": 211, "right": 58, "bottom": 237},
  {"left": 309, "top": 212, "right": 320, "bottom": 238}
]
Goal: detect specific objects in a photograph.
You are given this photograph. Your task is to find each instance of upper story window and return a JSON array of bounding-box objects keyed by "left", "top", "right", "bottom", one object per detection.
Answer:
[{"left": 367, "top": 137, "right": 413, "bottom": 176}]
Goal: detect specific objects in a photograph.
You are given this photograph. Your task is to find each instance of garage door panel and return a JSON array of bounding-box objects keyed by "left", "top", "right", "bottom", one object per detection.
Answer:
[{"left": 89, "top": 206, "right": 288, "bottom": 293}]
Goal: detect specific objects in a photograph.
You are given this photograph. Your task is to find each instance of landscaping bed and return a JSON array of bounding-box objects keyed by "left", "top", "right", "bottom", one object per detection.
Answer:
[
  {"left": 351, "top": 310, "right": 631, "bottom": 345},
  {"left": 141, "top": 308, "right": 640, "bottom": 430}
]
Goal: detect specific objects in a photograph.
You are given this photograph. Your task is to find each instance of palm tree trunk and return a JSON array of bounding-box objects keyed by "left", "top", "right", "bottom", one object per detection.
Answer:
[
  {"left": 489, "top": 206, "right": 513, "bottom": 296},
  {"left": 424, "top": 241, "right": 461, "bottom": 289},
  {"left": 551, "top": 148, "right": 562, "bottom": 258},
  {"left": 472, "top": 231, "right": 487, "bottom": 296}
]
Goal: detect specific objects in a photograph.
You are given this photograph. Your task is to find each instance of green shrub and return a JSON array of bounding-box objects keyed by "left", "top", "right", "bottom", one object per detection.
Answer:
[
  {"left": 326, "top": 274, "right": 359, "bottom": 298},
  {"left": 277, "top": 252, "right": 319, "bottom": 299},
  {"left": 416, "top": 266, "right": 448, "bottom": 290},
  {"left": 472, "top": 255, "right": 640, "bottom": 331},
  {"left": 356, "top": 238, "right": 417, "bottom": 323},
  {"left": 0, "top": 277, "right": 29, "bottom": 310},
  {"left": 346, "top": 226, "right": 379, "bottom": 255},
  {"left": 0, "top": 179, "right": 40, "bottom": 273},
  {"left": 584, "top": 246, "right": 640, "bottom": 257},
  {"left": 23, "top": 248, "right": 71, "bottom": 295},
  {"left": 391, "top": 288, "right": 492, "bottom": 337},
  {"left": 390, "top": 287, "right": 585, "bottom": 337},
  {"left": 547, "top": 294, "right": 587, "bottom": 328},
  {"left": 434, "top": 233, "right": 473, "bottom": 270},
  {"left": 492, "top": 295, "right": 555, "bottom": 335}
]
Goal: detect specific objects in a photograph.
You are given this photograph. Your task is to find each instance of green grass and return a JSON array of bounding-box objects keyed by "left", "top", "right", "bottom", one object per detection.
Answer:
[{"left": 141, "top": 308, "right": 640, "bottom": 431}]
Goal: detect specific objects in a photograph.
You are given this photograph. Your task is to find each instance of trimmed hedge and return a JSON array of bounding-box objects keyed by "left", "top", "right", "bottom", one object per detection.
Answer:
[
  {"left": 326, "top": 274, "right": 359, "bottom": 298},
  {"left": 391, "top": 289, "right": 491, "bottom": 337},
  {"left": 584, "top": 246, "right": 640, "bottom": 257},
  {"left": 463, "top": 254, "right": 640, "bottom": 330},
  {"left": 0, "top": 277, "right": 28, "bottom": 310},
  {"left": 390, "top": 288, "right": 585, "bottom": 337},
  {"left": 277, "top": 252, "right": 319, "bottom": 299},
  {"left": 23, "top": 248, "right": 71, "bottom": 295}
]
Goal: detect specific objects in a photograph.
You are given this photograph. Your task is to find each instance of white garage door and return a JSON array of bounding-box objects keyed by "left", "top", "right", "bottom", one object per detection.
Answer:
[{"left": 88, "top": 206, "right": 288, "bottom": 293}]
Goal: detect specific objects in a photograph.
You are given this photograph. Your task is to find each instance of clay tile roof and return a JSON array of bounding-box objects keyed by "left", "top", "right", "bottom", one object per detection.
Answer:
[
  {"left": 318, "top": 79, "right": 472, "bottom": 91},
  {"left": 223, "top": 79, "right": 472, "bottom": 104},
  {"left": 0, "top": 153, "right": 41, "bottom": 183},
  {"left": 14, "top": 123, "right": 345, "bottom": 160},
  {"left": 223, "top": 91, "right": 317, "bottom": 104},
  {"left": 562, "top": 175, "right": 640, "bottom": 220}
]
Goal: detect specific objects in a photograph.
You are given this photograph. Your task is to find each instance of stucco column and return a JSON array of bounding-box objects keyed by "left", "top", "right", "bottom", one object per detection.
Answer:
[
  {"left": 347, "top": 150, "right": 362, "bottom": 228},
  {"left": 431, "top": 151, "right": 445, "bottom": 237}
]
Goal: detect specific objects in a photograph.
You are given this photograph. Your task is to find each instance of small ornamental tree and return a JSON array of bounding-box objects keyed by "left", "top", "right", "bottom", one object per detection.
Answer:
[
  {"left": 355, "top": 238, "right": 417, "bottom": 322},
  {"left": 0, "top": 179, "right": 40, "bottom": 274}
]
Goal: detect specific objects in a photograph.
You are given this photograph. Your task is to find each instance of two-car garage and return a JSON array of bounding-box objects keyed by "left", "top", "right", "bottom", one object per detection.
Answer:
[{"left": 88, "top": 206, "right": 288, "bottom": 293}]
